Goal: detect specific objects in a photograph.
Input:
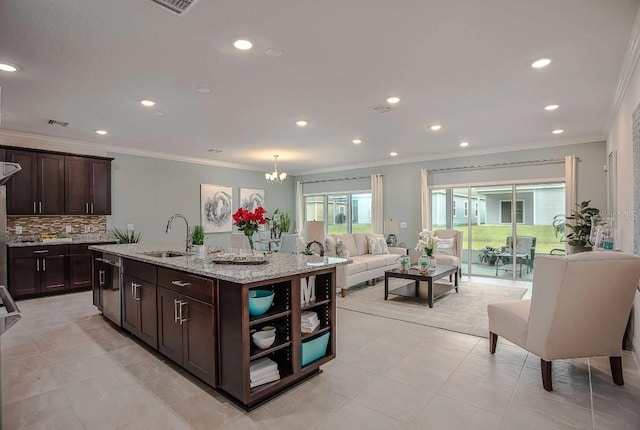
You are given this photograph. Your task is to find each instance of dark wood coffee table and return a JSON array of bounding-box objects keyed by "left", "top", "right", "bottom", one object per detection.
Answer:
[{"left": 384, "top": 265, "right": 459, "bottom": 308}]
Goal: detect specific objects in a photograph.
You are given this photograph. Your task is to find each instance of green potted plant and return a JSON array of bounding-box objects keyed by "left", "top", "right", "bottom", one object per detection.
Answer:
[
  {"left": 110, "top": 227, "right": 141, "bottom": 243},
  {"left": 191, "top": 225, "right": 206, "bottom": 257},
  {"left": 478, "top": 246, "right": 500, "bottom": 265},
  {"left": 273, "top": 209, "right": 291, "bottom": 233},
  {"left": 556, "top": 200, "right": 600, "bottom": 254}
]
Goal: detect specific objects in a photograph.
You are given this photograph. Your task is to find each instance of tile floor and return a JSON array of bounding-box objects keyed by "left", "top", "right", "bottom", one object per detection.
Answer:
[{"left": 2, "top": 288, "right": 640, "bottom": 429}]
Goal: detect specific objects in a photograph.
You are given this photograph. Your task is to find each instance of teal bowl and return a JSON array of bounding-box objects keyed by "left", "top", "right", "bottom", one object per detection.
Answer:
[{"left": 248, "top": 290, "right": 274, "bottom": 316}]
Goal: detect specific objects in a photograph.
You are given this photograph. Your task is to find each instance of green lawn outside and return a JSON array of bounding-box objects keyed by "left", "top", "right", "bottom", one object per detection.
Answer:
[{"left": 327, "top": 224, "right": 371, "bottom": 235}]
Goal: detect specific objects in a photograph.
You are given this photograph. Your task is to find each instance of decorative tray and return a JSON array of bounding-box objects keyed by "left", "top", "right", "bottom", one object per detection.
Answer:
[{"left": 209, "top": 253, "right": 268, "bottom": 265}]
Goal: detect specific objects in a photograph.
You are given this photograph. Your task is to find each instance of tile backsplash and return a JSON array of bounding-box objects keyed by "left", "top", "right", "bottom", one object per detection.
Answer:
[{"left": 7, "top": 215, "right": 108, "bottom": 240}]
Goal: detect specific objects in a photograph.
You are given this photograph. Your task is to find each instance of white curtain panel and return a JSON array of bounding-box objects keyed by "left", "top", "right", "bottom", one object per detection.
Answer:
[
  {"left": 371, "top": 174, "right": 384, "bottom": 234},
  {"left": 421, "top": 169, "right": 431, "bottom": 230},
  {"left": 296, "top": 181, "right": 304, "bottom": 235},
  {"left": 565, "top": 155, "right": 577, "bottom": 253}
]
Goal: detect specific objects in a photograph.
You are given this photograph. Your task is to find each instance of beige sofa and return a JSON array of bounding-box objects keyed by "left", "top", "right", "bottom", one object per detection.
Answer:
[{"left": 323, "top": 233, "right": 407, "bottom": 297}]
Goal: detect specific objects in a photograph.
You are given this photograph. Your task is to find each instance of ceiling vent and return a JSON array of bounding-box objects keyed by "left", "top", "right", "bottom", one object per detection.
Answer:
[
  {"left": 150, "top": 0, "right": 197, "bottom": 15},
  {"left": 371, "top": 104, "right": 396, "bottom": 114},
  {"left": 47, "top": 119, "right": 69, "bottom": 127}
]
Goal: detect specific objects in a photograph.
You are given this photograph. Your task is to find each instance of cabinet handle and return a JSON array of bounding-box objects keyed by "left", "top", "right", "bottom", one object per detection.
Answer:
[
  {"left": 32, "top": 250, "right": 49, "bottom": 254},
  {"left": 99, "top": 269, "right": 105, "bottom": 286},
  {"left": 131, "top": 282, "right": 142, "bottom": 300},
  {"left": 36, "top": 259, "right": 40, "bottom": 271},
  {"left": 91, "top": 203, "right": 94, "bottom": 214},
  {"left": 135, "top": 284, "right": 141, "bottom": 301},
  {"left": 33, "top": 202, "right": 36, "bottom": 214},
  {"left": 42, "top": 258, "right": 46, "bottom": 271},
  {"left": 171, "top": 280, "right": 190, "bottom": 287},
  {"left": 86, "top": 203, "right": 89, "bottom": 214},
  {"left": 174, "top": 299, "right": 180, "bottom": 323},
  {"left": 39, "top": 202, "right": 42, "bottom": 213},
  {"left": 179, "top": 301, "right": 187, "bottom": 325}
]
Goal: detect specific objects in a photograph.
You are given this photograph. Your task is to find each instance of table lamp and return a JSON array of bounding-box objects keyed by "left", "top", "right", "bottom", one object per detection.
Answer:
[{"left": 304, "top": 221, "right": 325, "bottom": 256}]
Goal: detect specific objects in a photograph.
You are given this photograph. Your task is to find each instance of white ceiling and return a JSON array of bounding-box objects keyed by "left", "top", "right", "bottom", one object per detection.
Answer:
[{"left": 0, "top": 0, "right": 638, "bottom": 175}]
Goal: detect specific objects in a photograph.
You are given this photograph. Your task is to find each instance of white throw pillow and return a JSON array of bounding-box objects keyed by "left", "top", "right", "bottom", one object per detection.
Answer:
[
  {"left": 435, "top": 238, "right": 455, "bottom": 255},
  {"left": 367, "top": 237, "right": 383, "bottom": 255},
  {"left": 336, "top": 239, "right": 350, "bottom": 258}
]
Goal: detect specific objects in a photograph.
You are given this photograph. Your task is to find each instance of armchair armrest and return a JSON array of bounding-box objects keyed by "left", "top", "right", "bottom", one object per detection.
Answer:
[{"left": 388, "top": 247, "right": 408, "bottom": 256}]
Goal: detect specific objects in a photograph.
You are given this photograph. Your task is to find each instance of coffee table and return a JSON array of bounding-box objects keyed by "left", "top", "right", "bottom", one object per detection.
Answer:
[{"left": 384, "top": 265, "right": 459, "bottom": 308}]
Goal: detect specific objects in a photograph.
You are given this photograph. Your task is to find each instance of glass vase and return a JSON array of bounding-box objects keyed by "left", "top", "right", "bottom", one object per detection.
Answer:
[{"left": 418, "top": 255, "right": 431, "bottom": 273}]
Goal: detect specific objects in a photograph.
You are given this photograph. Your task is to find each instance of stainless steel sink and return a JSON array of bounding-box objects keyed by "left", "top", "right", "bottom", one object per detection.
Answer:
[{"left": 140, "top": 250, "right": 187, "bottom": 258}]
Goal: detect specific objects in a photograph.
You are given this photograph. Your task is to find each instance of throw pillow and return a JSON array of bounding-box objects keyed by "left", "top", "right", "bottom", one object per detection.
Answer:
[
  {"left": 367, "top": 237, "right": 384, "bottom": 255},
  {"left": 324, "top": 235, "right": 337, "bottom": 257},
  {"left": 336, "top": 239, "right": 350, "bottom": 258},
  {"left": 434, "top": 238, "right": 455, "bottom": 255},
  {"left": 377, "top": 237, "right": 389, "bottom": 254}
]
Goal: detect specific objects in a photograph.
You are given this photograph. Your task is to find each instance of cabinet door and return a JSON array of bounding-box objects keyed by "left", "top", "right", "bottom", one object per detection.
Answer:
[
  {"left": 157, "top": 287, "right": 184, "bottom": 365},
  {"left": 8, "top": 257, "right": 40, "bottom": 297},
  {"left": 182, "top": 298, "right": 215, "bottom": 386},
  {"left": 65, "top": 156, "right": 89, "bottom": 215},
  {"left": 38, "top": 153, "right": 65, "bottom": 215},
  {"left": 89, "top": 159, "right": 111, "bottom": 215},
  {"left": 6, "top": 150, "right": 37, "bottom": 215},
  {"left": 137, "top": 281, "right": 158, "bottom": 349},
  {"left": 40, "top": 255, "right": 67, "bottom": 293},
  {"left": 69, "top": 253, "right": 93, "bottom": 290},
  {"left": 122, "top": 275, "right": 139, "bottom": 335}
]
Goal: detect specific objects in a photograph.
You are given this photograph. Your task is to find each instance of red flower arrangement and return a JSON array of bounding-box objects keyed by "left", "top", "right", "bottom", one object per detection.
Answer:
[{"left": 232, "top": 207, "right": 267, "bottom": 250}]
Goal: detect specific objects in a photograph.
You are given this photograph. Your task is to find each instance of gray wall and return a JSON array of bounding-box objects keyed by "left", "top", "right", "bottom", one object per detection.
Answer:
[
  {"left": 108, "top": 153, "right": 296, "bottom": 250},
  {"left": 297, "top": 141, "right": 607, "bottom": 249}
]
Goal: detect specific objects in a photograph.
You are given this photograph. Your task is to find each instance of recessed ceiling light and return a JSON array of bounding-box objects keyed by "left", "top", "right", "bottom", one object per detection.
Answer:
[
  {"left": 207, "top": 148, "right": 223, "bottom": 153},
  {"left": 95, "top": 130, "right": 107, "bottom": 135},
  {"left": 531, "top": 58, "right": 551, "bottom": 69},
  {"left": 386, "top": 96, "right": 400, "bottom": 104},
  {"left": 296, "top": 120, "right": 308, "bottom": 127},
  {"left": 196, "top": 87, "right": 211, "bottom": 94},
  {"left": 352, "top": 139, "right": 362, "bottom": 144},
  {"left": 265, "top": 48, "right": 282, "bottom": 58},
  {"left": 459, "top": 141, "right": 469, "bottom": 147},
  {"left": 234, "top": 39, "right": 253, "bottom": 50},
  {"left": 140, "top": 100, "right": 156, "bottom": 107},
  {"left": 152, "top": 111, "right": 165, "bottom": 117},
  {"left": 390, "top": 152, "right": 398, "bottom": 157},
  {"left": 430, "top": 124, "right": 442, "bottom": 131},
  {"left": 0, "top": 63, "right": 19, "bottom": 72},
  {"left": 544, "top": 104, "right": 559, "bottom": 111},
  {"left": 552, "top": 129, "right": 564, "bottom": 134}
]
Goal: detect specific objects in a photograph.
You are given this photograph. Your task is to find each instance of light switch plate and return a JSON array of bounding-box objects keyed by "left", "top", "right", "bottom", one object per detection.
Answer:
[
  {"left": 65, "top": 225, "right": 72, "bottom": 233},
  {"left": 15, "top": 226, "right": 22, "bottom": 234},
  {"left": 400, "top": 222, "right": 408, "bottom": 229}
]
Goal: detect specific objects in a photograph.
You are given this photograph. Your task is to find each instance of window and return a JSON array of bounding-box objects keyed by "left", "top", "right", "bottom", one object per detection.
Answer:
[
  {"left": 500, "top": 200, "right": 524, "bottom": 224},
  {"left": 452, "top": 201, "right": 457, "bottom": 217},
  {"left": 464, "top": 201, "right": 468, "bottom": 217},
  {"left": 474, "top": 202, "right": 479, "bottom": 217},
  {"left": 304, "top": 192, "right": 372, "bottom": 234}
]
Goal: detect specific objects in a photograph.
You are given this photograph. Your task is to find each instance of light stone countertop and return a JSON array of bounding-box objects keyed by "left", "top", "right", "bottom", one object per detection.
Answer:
[
  {"left": 89, "top": 242, "right": 348, "bottom": 284},
  {"left": 8, "top": 238, "right": 118, "bottom": 247}
]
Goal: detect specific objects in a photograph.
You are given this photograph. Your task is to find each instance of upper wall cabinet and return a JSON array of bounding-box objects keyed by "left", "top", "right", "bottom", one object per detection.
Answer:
[
  {"left": 7, "top": 149, "right": 65, "bottom": 215},
  {"left": 65, "top": 156, "right": 111, "bottom": 215},
  {"left": 4, "top": 147, "right": 112, "bottom": 216}
]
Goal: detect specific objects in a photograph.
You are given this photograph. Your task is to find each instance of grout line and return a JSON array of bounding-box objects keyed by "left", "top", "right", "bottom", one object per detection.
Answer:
[{"left": 497, "top": 351, "right": 528, "bottom": 430}]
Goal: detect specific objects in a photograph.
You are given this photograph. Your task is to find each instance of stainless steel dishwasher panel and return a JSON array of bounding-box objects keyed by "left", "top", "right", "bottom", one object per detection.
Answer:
[{"left": 96, "top": 253, "right": 122, "bottom": 327}]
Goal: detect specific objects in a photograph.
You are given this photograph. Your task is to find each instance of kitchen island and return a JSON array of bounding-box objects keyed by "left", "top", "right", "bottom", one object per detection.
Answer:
[{"left": 90, "top": 243, "right": 347, "bottom": 409}]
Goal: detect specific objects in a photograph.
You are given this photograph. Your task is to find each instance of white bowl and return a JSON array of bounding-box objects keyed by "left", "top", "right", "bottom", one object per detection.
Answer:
[{"left": 252, "top": 330, "right": 276, "bottom": 349}]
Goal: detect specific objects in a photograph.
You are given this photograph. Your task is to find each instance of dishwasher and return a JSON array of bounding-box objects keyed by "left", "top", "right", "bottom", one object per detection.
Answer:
[{"left": 94, "top": 253, "right": 122, "bottom": 326}]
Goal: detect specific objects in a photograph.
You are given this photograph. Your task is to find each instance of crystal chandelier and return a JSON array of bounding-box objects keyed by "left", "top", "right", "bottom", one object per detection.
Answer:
[{"left": 265, "top": 155, "right": 287, "bottom": 184}]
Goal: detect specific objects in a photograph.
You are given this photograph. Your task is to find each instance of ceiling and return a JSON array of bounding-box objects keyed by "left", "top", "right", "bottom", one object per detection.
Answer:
[{"left": 0, "top": 0, "right": 638, "bottom": 175}]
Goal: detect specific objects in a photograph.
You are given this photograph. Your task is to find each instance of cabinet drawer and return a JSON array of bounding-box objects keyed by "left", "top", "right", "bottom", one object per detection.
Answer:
[
  {"left": 9, "top": 245, "right": 68, "bottom": 259},
  {"left": 158, "top": 267, "right": 214, "bottom": 304},
  {"left": 122, "top": 258, "right": 157, "bottom": 284},
  {"left": 69, "top": 244, "right": 90, "bottom": 255}
]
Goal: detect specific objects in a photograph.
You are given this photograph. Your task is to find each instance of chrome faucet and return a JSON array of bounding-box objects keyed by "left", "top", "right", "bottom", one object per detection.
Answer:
[{"left": 165, "top": 214, "right": 192, "bottom": 253}]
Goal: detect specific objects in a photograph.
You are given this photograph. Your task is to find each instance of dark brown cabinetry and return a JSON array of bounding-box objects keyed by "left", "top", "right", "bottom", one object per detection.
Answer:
[
  {"left": 65, "top": 156, "right": 111, "bottom": 215},
  {"left": 68, "top": 244, "right": 93, "bottom": 290},
  {"left": 122, "top": 259, "right": 158, "bottom": 349},
  {"left": 6, "top": 149, "right": 65, "bottom": 215},
  {"left": 157, "top": 267, "right": 216, "bottom": 386},
  {"left": 8, "top": 246, "right": 68, "bottom": 298}
]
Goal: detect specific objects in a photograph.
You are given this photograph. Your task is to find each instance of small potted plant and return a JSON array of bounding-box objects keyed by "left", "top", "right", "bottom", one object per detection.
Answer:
[
  {"left": 110, "top": 227, "right": 141, "bottom": 243},
  {"left": 478, "top": 246, "right": 499, "bottom": 265},
  {"left": 554, "top": 200, "right": 600, "bottom": 254},
  {"left": 191, "top": 225, "right": 205, "bottom": 258}
]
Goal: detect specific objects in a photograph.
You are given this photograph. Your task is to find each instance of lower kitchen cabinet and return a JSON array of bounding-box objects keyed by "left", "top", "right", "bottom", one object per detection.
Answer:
[
  {"left": 68, "top": 244, "right": 93, "bottom": 290},
  {"left": 122, "top": 274, "right": 158, "bottom": 349},
  {"left": 8, "top": 246, "right": 68, "bottom": 298}
]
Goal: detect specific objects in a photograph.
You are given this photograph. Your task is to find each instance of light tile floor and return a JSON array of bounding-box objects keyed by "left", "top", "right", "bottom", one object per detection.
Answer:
[{"left": 2, "top": 289, "right": 640, "bottom": 429}]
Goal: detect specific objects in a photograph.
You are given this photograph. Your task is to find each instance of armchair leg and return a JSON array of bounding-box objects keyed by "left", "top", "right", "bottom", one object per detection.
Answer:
[
  {"left": 489, "top": 332, "right": 498, "bottom": 354},
  {"left": 610, "top": 356, "right": 624, "bottom": 385},
  {"left": 541, "top": 359, "right": 553, "bottom": 391},
  {"left": 341, "top": 288, "right": 346, "bottom": 298}
]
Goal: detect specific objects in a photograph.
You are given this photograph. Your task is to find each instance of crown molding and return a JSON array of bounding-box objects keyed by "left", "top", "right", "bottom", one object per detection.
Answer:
[
  {"left": 296, "top": 134, "right": 605, "bottom": 176},
  {"left": 0, "top": 128, "right": 264, "bottom": 172},
  {"left": 606, "top": 6, "right": 640, "bottom": 133}
]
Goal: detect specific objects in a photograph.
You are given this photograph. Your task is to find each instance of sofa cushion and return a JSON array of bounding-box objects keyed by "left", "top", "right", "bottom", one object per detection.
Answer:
[
  {"left": 336, "top": 234, "right": 359, "bottom": 257},
  {"left": 435, "top": 238, "right": 455, "bottom": 256},
  {"left": 325, "top": 235, "right": 337, "bottom": 257},
  {"left": 367, "top": 235, "right": 389, "bottom": 255},
  {"left": 347, "top": 256, "right": 369, "bottom": 275},
  {"left": 435, "top": 254, "right": 460, "bottom": 267},
  {"left": 352, "top": 233, "right": 369, "bottom": 256},
  {"left": 365, "top": 255, "right": 388, "bottom": 270}
]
